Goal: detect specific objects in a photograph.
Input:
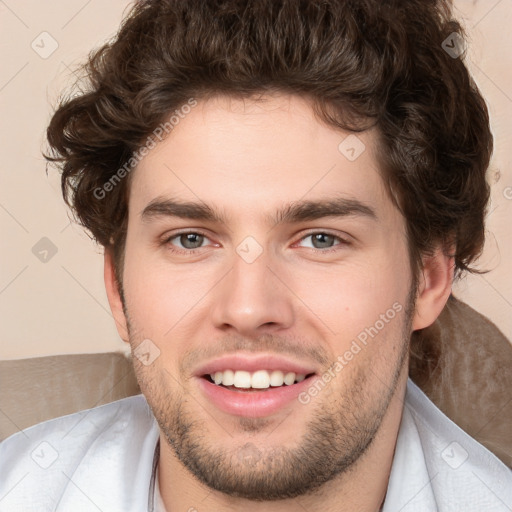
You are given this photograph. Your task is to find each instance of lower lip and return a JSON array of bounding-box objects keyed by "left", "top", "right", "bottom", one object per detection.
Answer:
[{"left": 197, "top": 376, "right": 315, "bottom": 418}]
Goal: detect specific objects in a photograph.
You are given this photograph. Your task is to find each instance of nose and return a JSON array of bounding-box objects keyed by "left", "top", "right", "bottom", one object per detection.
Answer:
[{"left": 211, "top": 250, "right": 295, "bottom": 336}]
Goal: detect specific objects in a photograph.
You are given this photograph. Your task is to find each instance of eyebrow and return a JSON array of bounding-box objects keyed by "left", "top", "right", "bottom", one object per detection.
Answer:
[{"left": 140, "top": 196, "right": 377, "bottom": 226}]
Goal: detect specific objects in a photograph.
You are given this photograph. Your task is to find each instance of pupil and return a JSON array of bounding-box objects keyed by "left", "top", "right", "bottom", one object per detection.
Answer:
[
  {"left": 181, "top": 233, "right": 203, "bottom": 249},
  {"left": 313, "top": 233, "right": 334, "bottom": 249}
]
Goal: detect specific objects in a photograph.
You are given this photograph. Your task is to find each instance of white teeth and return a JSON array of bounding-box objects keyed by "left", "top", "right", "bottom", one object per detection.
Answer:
[
  {"left": 222, "top": 369, "right": 235, "bottom": 386},
  {"left": 209, "top": 369, "right": 307, "bottom": 389},
  {"left": 269, "top": 370, "right": 284, "bottom": 387},
  {"left": 284, "top": 372, "right": 296, "bottom": 385},
  {"left": 251, "top": 370, "right": 270, "bottom": 389},
  {"left": 233, "top": 370, "right": 251, "bottom": 388}
]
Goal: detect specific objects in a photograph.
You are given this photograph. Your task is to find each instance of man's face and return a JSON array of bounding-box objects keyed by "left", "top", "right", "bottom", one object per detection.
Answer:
[{"left": 118, "top": 94, "right": 415, "bottom": 498}]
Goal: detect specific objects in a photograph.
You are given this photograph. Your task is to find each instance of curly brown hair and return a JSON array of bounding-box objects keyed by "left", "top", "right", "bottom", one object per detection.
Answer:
[{"left": 45, "top": 0, "right": 492, "bottom": 287}]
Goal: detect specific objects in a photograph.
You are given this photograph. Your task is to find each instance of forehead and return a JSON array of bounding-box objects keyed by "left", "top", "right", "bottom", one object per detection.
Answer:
[{"left": 130, "top": 93, "right": 396, "bottom": 225}]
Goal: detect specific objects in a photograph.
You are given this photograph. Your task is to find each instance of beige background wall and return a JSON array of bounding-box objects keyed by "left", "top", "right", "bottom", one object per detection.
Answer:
[{"left": 0, "top": 0, "right": 510, "bottom": 360}]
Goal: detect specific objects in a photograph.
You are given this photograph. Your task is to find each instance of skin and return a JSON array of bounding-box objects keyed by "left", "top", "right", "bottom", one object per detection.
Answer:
[{"left": 104, "top": 93, "right": 453, "bottom": 512}]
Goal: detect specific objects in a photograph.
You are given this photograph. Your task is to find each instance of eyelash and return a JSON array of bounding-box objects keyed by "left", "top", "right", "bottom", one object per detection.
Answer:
[
  {"left": 295, "top": 231, "right": 350, "bottom": 253},
  {"left": 161, "top": 230, "right": 350, "bottom": 255},
  {"left": 161, "top": 230, "right": 213, "bottom": 255}
]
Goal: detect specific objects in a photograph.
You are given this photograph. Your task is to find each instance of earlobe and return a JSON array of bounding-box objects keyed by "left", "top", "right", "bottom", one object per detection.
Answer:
[
  {"left": 104, "top": 248, "right": 130, "bottom": 343},
  {"left": 412, "top": 248, "right": 454, "bottom": 331}
]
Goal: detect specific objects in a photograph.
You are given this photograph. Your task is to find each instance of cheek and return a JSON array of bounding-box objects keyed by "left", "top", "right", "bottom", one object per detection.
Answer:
[
  {"left": 122, "top": 243, "right": 216, "bottom": 338},
  {"left": 286, "top": 250, "right": 410, "bottom": 344}
]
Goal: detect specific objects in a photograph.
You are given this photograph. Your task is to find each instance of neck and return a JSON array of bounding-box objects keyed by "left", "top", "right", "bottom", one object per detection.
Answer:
[{"left": 157, "top": 372, "right": 408, "bottom": 512}]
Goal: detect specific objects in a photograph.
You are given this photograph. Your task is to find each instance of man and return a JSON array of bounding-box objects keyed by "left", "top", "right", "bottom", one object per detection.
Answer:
[{"left": 1, "top": 0, "right": 511, "bottom": 510}]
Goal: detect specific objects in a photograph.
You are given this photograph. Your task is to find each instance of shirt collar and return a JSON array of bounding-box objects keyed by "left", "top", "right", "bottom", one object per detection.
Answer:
[{"left": 148, "top": 438, "right": 161, "bottom": 512}]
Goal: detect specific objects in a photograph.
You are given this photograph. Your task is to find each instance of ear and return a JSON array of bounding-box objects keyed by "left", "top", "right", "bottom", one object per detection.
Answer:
[
  {"left": 412, "top": 248, "right": 454, "bottom": 331},
  {"left": 104, "top": 248, "right": 129, "bottom": 343}
]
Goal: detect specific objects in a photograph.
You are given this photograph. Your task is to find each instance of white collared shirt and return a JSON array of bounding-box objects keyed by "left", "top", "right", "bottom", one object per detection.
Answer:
[{"left": 1, "top": 379, "right": 511, "bottom": 511}]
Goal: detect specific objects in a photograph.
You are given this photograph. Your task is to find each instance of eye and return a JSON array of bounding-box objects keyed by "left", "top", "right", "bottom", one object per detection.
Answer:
[
  {"left": 296, "top": 232, "right": 347, "bottom": 251},
  {"left": 165, "top": 232, "right": 211, "bottom": 251}
]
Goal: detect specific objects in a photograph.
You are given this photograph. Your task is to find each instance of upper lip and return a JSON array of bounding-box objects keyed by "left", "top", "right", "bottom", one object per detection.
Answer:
[{"left": 194, "top": 353, "right": 318, "bottom": 377}]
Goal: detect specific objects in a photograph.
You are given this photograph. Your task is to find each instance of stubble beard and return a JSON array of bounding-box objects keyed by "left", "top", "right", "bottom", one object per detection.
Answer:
[{"left": 127, "top": 295, "right": 414, "bottom": 501}]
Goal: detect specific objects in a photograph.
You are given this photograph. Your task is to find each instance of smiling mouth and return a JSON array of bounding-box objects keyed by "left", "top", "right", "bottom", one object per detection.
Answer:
[{"left": 203, "top": 369, "right": 316, "bottom": 392}]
